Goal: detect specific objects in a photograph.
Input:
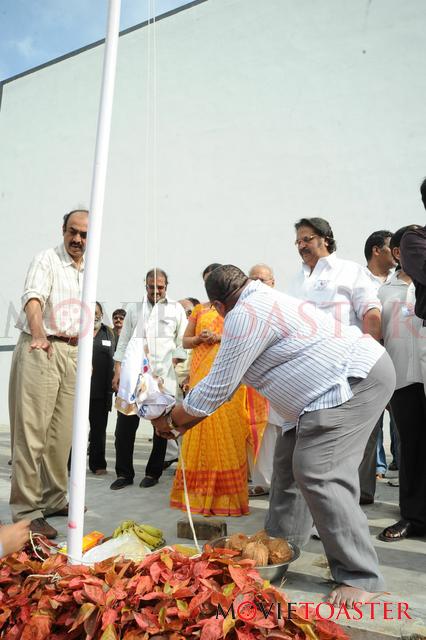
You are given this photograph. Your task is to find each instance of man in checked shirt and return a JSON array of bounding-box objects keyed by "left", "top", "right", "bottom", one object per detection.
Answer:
[
  {"left": 9, "top": 209, "right": 88, "bottom": 539},
  {"left": 153, "top": 265, "right": 396, "bottom": 607}
]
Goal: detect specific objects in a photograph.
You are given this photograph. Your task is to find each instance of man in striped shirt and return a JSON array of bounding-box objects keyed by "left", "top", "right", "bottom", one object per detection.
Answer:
[
  {"left": 153, "top": 265, "right": 396, "bottom": 606},
  {"left": 9, "top": 209, "right": 88, "bottom": 539}
]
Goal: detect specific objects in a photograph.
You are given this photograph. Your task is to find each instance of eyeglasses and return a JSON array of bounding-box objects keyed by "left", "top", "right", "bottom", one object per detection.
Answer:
[{"left": 295, "top": 234, "right": 318, "bottom": 246}]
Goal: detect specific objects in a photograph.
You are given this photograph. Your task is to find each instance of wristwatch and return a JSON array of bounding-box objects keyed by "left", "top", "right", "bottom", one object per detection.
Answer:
[{"left": 165, "top": 410, "right": 180, "bottom": 438}]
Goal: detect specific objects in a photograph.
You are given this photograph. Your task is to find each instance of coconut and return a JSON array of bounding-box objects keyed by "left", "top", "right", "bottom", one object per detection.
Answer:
[
  {"left": 249, "top": 529, "right": 269, "bottom": 545},
  {"left": 226, "top": 533, "right": 249, "bottom": 552},
  {"left": 267, "top": 538, "right": 292, "bottom": 564},
  {"left": 242, "top": 541, "right": 269, "bottom": 566}
]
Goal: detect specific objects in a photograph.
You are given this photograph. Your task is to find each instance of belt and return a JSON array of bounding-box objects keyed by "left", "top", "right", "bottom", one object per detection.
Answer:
[{"left": 49, "top": 335, "right": 79, "bottom": 347}]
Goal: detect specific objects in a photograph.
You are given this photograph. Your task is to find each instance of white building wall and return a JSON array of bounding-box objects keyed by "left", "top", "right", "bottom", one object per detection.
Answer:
[{"left": 1, "top": 0, "right": 426, "bottom": 423}]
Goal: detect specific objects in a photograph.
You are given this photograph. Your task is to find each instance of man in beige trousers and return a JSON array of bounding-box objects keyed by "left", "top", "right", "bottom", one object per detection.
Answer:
[{"left": 9, "top": 209, "right": 88, "bottom": 538}]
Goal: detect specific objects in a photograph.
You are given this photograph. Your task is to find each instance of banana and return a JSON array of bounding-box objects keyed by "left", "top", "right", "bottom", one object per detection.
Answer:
[
  {"left": 112, "top": 521, "right": 164, "bottom": 548},
  {"left": 113, "top": 520, "right": 137, "bottom": 538},
  {"left": 140, "top": 524, "right": 163, "bottom": 538},
  {"left": 133, "top": 526, "right": 163, "bottom": 549}
]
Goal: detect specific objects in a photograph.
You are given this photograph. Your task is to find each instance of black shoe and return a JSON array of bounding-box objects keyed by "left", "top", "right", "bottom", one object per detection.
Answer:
[
  {"left": 360, "top": 496, "right": 374, "bottom": 505},
  {"left": 163, "top": 458, "right": 178, "bottom": 470},
  {"left": 378, "top": 519, "right": 426, "bottom": 542},
  {"left": 110, "top": 477, "right": 133, "bottom": 490},
  {"left": 388, "top": 461, "right": 398, "bottom": 471},
  {"left": 139, "top": 476, "right": 159, "bottom": 488}
]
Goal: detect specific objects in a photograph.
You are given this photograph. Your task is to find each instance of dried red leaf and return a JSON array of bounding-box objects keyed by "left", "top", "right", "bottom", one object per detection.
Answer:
[
  {"left": 69, "top": 602, "right": 97, "bottom": 631},
  {"left": 314, "top": 619, "right": 350, "bottom": 640},
  {"left": 83, "top": 583, "right": 107, "bottom": 606},
  {"left": 189, "top": 589, "right": 213, "bottom": 615},
  {"left": 21, "top": 612, "right": 53, "bottom": 640},
  {"left": 199, "top": 616, "right": 223, "bottom": 640},
  {"left": 135, "top": 575, "right": 154, "bottom": 595}
]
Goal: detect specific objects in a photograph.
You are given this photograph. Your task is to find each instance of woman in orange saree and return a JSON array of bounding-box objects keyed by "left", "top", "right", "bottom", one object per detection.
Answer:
[{"left": 170, "top": 265, "right": 253, "bottom": 516}]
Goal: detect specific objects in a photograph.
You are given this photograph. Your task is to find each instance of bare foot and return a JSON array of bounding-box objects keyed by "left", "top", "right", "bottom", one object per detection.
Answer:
[
  {"left": 328, "top": 584, "right": 381, "bottom": 607},
  {"left": 0, "top": 521, "right": 30, "bottom": 556}
]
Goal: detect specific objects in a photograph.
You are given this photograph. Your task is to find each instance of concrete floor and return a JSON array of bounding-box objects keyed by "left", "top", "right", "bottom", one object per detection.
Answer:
[{"left": 0, "top": 413, "right": 425, "bottom": 639}]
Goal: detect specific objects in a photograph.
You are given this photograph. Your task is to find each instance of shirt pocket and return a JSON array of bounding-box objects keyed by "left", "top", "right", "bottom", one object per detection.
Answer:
[
  {"left": 158, "top": 318, "right": 176, "bottom": 338},
  {"left": 310, "top": 279, "right": 338, "bottom": 308}
]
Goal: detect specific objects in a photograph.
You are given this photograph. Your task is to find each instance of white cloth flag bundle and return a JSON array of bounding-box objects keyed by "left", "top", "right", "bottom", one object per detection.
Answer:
[{"left": 132, "top": 357, "right": 175, "bottom": 419}]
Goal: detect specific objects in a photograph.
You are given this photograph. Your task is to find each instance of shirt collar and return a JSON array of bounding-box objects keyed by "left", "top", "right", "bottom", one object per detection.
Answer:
[
  {"left": 55, "top": 243, "right": 86, "bottom": 269},
  {"left": 302, "top": 252, "right": 336, "bottom": 275},
  {"left": 142, "top": 294, "right": 169, "bottom": 307},
  {"left": 238, "top": 279, "right": 262, "bottom": 302},
  {"left": 388, "top": 271, "right": 410, "bottom": 287}
]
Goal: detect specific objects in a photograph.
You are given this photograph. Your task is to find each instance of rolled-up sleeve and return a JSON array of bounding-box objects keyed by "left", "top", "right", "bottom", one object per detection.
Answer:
[
  {"left": 352, "top": 267, "right": 381, "bottom": 321},
  {"left": 21, "top": 252, "right": 53, "bottom": 311},
  {"left": 183, "top": 308, "right": 275, "bottom": 417}
]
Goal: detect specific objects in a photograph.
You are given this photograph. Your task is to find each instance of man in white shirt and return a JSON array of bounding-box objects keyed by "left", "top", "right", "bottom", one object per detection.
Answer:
[
  {"left": 290, "top": 217, "right": 382, "bottom": 504},
  {"left": 290, "top": 218, "right": 381, "bottom": 335},
  {"left": 110, "top": 268, "right": 187, "bottom": 490},
  {"left": 9, "top": 209, "right": 88, "bottom": 539},
  {"left": 247, "top": 264, "right": 282, "bottom": 496},
  {"left": 152, "top": 265, "right": 396, "bottom": 606},
  {"left": 364, "top": 230, "right": 399, "bottom": 478}
]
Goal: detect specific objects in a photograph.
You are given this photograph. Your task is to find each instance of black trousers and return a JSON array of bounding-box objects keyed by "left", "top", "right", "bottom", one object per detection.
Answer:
[
  {"left": 88, "top": 399, "right": 109, "bottom": 472},
  {"left": 390, "top": 383, "right": 426, "bottom": 530},
  {"left": 114, "top": 412, "right": 167, "bottom": 481}
]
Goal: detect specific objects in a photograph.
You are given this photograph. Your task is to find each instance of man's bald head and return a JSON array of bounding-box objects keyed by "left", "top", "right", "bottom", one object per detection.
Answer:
[{"left": 249, "top": 263, "right": 275, "bottom": 288}]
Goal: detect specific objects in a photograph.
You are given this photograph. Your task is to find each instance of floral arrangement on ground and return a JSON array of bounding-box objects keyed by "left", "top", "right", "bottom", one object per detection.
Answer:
[{"left": 0, "top": 538, "right": 348, "bottom": 640}]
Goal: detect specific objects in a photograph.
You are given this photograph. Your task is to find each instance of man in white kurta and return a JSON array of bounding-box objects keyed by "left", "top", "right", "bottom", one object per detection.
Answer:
[{"left": 110, "top": 269, "right": 187, "bottom": 490}]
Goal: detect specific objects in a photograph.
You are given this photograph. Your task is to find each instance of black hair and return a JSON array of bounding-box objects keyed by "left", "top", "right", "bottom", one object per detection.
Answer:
[
  {"left": 390, "top": 225, "right": 422, "bottom": 251},
  {"left": 145, "top": 268, "right": 168, "bottom": 285},
  {"left": 364, "top": 230, "right": 393, "bottom": 261},
  {"left": 202, "top": 263, "right": 223, "bottom": 279},
  {"left": 294, "top": 217, "right": 336, "bottom": 253},
  {"left": 95, "top": 301, "right": 103, "bottom": 314},
  {"left": 390, "top": 225, "right": 422, "bottom": 269},
  {"left": 112, "top": 308, "right": 126, "bottom": 318},
  {"left": 62, "top": 209, "right": 89, "bottom": 231},
  {"left": 420, "top": 177, "right": 426, "bottom": 210},
  {"left": 187, "top": 297, "right": 200, "bottom": 306},
  {"left": 205, "top": 265, "right": 248, "bottom": 302}
]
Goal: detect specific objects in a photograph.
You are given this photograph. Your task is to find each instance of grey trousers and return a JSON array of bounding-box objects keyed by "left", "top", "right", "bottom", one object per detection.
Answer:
[
  {"left": 265, "top": 352, "right": 395, "bottom": 591},
  {"left": 358, "top": 417, "right": 381, "bottom": 502}
]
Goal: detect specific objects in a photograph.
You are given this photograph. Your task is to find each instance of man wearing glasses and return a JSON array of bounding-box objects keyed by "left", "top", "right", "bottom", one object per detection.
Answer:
[
  {"left": 112, "top": 308, "right": 126, "bottom": 348},
  {"left": 111, "top": 268, "right": 187, "bottom": 490},
  {"left": 9, "top": 209, "right": 88, "bottom": 539},
  {"left": 290, "top": 217, "right": 382, "bottom": 506}
]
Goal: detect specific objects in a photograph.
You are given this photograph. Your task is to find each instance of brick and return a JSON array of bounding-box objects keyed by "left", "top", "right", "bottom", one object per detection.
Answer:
[{"left": 177, "top": 517, "right": 227, "bottom": 541}]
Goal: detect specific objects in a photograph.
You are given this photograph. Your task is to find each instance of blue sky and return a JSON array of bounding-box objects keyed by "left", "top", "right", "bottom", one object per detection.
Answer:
[{"left": 0, "top": 0, "right": 191, "bottom": 81}]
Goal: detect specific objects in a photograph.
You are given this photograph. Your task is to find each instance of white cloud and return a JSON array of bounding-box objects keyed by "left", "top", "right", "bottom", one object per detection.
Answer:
[{"left": 13, "top": 36, "right": 37, "bottom": 59}]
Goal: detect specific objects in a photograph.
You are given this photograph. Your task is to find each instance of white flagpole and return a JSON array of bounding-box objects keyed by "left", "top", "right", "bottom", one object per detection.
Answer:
[{"left": 67, "top": 0, "right": 121, "bottom": 563}]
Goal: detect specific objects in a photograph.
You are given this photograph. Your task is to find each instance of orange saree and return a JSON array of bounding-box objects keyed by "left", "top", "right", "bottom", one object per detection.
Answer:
[{"left": 170, "top": 304, "right": 253, "bottom": 516}]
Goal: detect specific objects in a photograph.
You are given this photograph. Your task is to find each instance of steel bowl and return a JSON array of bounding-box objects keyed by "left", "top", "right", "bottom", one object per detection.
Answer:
[{"left": 205, "top": 536, "right": 300, "bottom": 583}]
